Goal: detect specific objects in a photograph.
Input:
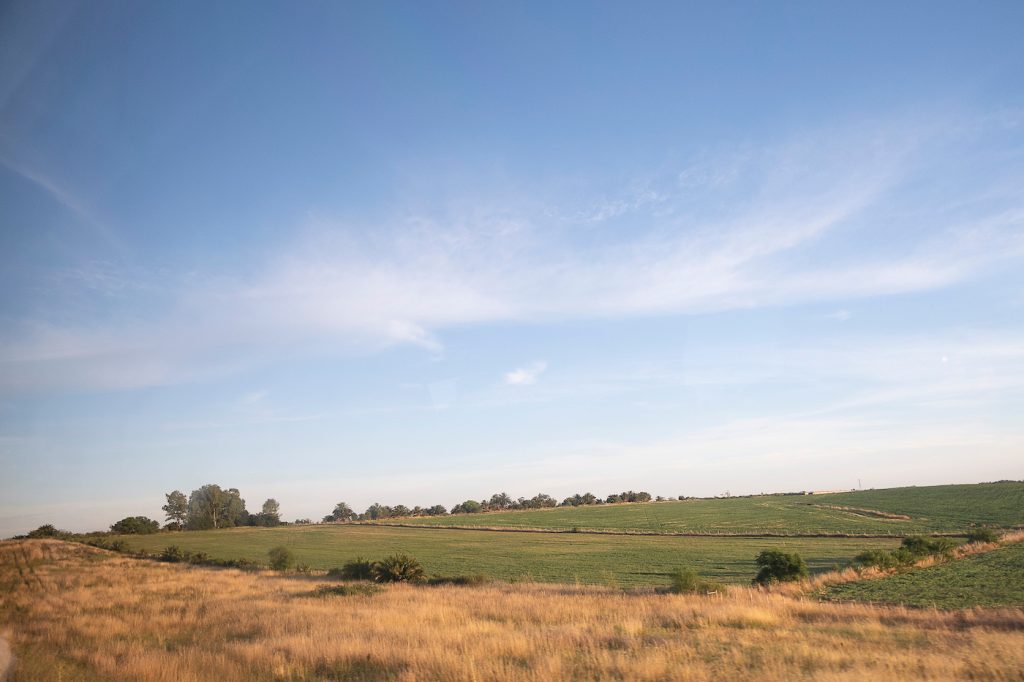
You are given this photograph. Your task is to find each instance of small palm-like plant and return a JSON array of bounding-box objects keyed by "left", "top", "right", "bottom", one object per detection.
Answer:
[{"left": 371, "top": 554, "right": 425, "bottom": 583}]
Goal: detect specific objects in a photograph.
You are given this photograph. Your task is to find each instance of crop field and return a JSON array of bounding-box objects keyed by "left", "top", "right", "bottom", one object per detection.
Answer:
[
  {"left": 4, "top": 540, "right": 1024, "bottom": 681},
  {"left": 388, "top": 481, "right": 1024, "bottom": 535},
  {"left": 824, "top": 540, "right": 1024, "bottom": 609},
  {"left": 111, "top": 524, "right": 899, "bottom": 587}
]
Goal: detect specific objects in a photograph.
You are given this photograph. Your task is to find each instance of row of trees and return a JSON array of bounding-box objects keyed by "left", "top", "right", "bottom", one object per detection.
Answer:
[
  {"left": 162, "top": 485, "right": 282, "bottom": 530},
  {"left": 323, "top": 490, "right": 655, "bottom": 523}
]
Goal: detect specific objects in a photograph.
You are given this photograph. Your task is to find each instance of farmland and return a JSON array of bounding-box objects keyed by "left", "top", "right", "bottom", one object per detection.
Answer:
[
  {"left": 4, "top": 540, "right": 1024, "bottom": 681},
  {"left": 824, "top": 539, "right": 1024, "bottom": 609},
  {"left": 387, "top": 481, "right": 1024, "bottom": 535},
  {"left": 111, "top": 524, "right": 899, "bottom": 587}
]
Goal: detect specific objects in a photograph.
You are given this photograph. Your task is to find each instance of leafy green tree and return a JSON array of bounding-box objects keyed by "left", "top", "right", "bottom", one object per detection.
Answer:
[
  {"left": 426, "top": 504, "right": 448, "bottom": 516},
  {"left": 364, "top": 503, "right": 392, "bottom": 520},
  {"left": 488, "top": 492, "right": 512, "bottom": 509},
  {"left": 268, "top": 546, "right": 295, "bottom": 571},
  {"left": 256, "top": 498, "right": 281, "bottom": 527},
  {"left": 753, "top": 550, "right": 808, "bottom": 585},
  {"left": 391, "top": 505, "right": 410, "bottom": 518},
  {"left": 327, "top": 501, "right": 356, "bottom": 522},
  {"left": 187, "top": 484, "right": 248, "bottom": 529},
  {"left": 451, "top": 500, "right": 482, "bottom": 514},
  {"left": 162, "top": 490, "right": 188, "bottom": 529},
  {"left": 110, "top": 516, "right": 159, "bottom": 534}
]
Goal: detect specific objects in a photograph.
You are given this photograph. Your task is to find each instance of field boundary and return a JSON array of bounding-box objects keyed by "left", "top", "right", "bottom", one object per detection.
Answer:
[{"left": 356, "top": 521, "right": 963, "bottom": 539}]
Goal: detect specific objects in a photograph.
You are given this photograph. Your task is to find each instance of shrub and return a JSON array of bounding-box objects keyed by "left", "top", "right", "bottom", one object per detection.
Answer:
[
  {"left": 669, "top": 568, "right": 723, "bottom": 594},
  {"left": 753, "top": 550, "right": 807, "bottom": 585},
  {"left": 966, "top": 528, "right": 1000, "bottom": 544},
  {"left": 330, "top": 557, "right": 375, "bottom": 581},
  {"left": 901, "top": 536, "right": 956, "bottom": 559},
  {"left": 371, "top": 554, "right": 426, "bottom": 583},
  {"left": 268, "top": 546, "right": 295, "bottom": 571},
  {"left": 110, "top": 516, "right": 160, "bottom": 534},
  {"left": 108, "top": 540, "right": 128, "bottom": 553},
  {"left": 853, "top": 549, "right": 899, "bottom": 570},
  {"left": 160, "top": 546, "right": 185, "bottom": 562},
  {"left": 187, "top": 551, "right": 211, "bottom": 564}
]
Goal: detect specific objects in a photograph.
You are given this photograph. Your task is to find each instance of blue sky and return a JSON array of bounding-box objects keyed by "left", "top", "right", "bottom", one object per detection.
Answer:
[{"left": 1, "top": 1, "right": 1023, "bottom": 535}]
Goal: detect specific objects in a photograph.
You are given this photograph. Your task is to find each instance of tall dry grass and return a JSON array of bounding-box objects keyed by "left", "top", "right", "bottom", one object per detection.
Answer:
[{"left": 2, "top": 539, "right": 1023, "bottom": 681}]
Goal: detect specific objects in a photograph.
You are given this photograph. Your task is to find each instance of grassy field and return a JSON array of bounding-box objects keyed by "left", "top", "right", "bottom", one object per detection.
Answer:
[
  {"left": 4, "top": 540, "right": 1024, "bottom": 681},
  {"left": 389, "top": 481, "right": 1024, "bottom": 535},
  {"left": 823, "top": 540, "right": 1024, "bottom": 608},
  {"left": 112, "top": 524, "right": 899, "bottom": 587}
]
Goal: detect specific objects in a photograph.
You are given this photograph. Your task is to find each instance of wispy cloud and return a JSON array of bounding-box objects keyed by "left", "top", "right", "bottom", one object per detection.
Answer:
[
  {"left": 1, "top": 115, "right": 1022, "bottom": 393},
  {"left": 0, "top": 156, "right": 126, "bottom": 254},
  {"left": 505, "top": 362, "right": 547, "bottom": 386}
]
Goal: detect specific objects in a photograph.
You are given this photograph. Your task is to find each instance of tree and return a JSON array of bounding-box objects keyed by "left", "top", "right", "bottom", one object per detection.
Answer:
[
  {"left": 426, "top": 504, "right": 448, "bottom": 516},
  {"left": 391, "top": 505, "right": 410, "bottom": 518},
  {"left": 187, "top": 484, "right": 248, "bottom": 529},
  {"left": 110, "top": 516, "right": 159, "bottom": 534},
  {"left": 365, "top": 503, "right": 392, "bottom": 520},
  {"left": 488, "top": 492, "right": 512, "bottom": 509},
  {"left": 753, "top": 550, "right": 807, "bottom": 585},
  {"left": 451, "top": 499, "right": 482, "bottom": 514},
  {"left": 327, "top": 501, "right": 356, "bottom": 522},
  {"left": 162, "top": 490, "right": 188, "bottom": 529},
  {"left": 257, "top": 499, "right": 281, "bottom": 527}
]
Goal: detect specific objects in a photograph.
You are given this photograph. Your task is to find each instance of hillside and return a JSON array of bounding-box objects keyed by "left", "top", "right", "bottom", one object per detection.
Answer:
[
  {"left": 824, "top": 540, "right": 1024, "bottom": 608},
  {"left": 4, "top": 540, "right": 1024, "bottom": 681},
  {"left": 388, "top": 482, "right": 1024, "bottom": 535}
]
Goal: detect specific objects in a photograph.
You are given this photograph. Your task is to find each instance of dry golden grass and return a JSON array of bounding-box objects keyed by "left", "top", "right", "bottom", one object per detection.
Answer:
[{"left": 2, "top": 539, "right": 1024, "bottom": 681}]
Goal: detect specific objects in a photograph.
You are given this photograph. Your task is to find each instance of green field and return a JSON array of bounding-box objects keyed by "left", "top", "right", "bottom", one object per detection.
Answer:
[
  {"left": 113, "top": 525, "right": 899, "bottom": 587},
  {"left": 390, "top": 482, "right": 1024, "bottom": 535},
  {"left": 824, "top": 541, "right": 1024, "bottom": 608}
]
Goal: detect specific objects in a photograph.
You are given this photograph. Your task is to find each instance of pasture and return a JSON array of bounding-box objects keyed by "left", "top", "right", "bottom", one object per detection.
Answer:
[
  {"left": 388, "top": 481, "right": 1024, "bottom": 535},
  {"left": 112, "top": 524, "right": 900, "bottom": 587},
  {"left": 824, "top": 540, "right": 1024, "bottom": 609}
]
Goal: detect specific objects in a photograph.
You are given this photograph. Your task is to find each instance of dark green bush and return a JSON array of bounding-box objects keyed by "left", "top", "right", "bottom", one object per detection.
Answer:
[
  {"left": 901, "top": 536, "right": 956, "bottom": 559},
  {"left": 753, "top": 550, "right": 808, "bottom": 585},
  {"left": 187, "top": 551, "right": 211, "bottom": 564},
  {"left": 109, "top": 516, "right": 160, "bottom": 534},
  {"left": 160, "top": 546, "right": 185, "bottom": 562},
  {"left": 669, "top": 568, "right": 723, "bottom": 594},
  {"left": 853, "top": 549, "right": 899, "bottom": 569},
  {"left": 331, "top": 557, "right": 375, "bottom": 581},
  {"left": 966, "top": 528, "right": 1000, "bottom": 544},
  {"left": 371, "top": 554, "right": 425, "bottom": 583},
  {"left": 268, "top": 546, "right": 295, "bottom": 571}
]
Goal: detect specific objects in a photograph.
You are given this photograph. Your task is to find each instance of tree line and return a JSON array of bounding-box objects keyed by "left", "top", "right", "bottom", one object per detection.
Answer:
[
  {"left": 161, "top": 484, "right": 282, "bottom": 530},
  {"left": 323, "top": 490, "right": 654, "bottom": 522}
]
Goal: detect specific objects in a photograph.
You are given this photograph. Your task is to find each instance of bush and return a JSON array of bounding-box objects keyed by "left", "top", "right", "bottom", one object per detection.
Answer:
[
  {"left": 853, "top": 549, "right": 899, "bottom": 570},
  {"left": 371, "top": 554, "right": 426, "bottom": 583},
  {"left": 160, "top": 546, "right": 185, "bottom": 562},
  {"left": 901, "top": 536, "right": 956, "bottom": 559},
  {"left": 966, "top": 528, "right": 1000, "bottom": 544},
  {"left": 330, "top": 557, "right": 375, "bottom": 581},
  {"left": 187, "top": 551, "right": 211, "bottom": 564},
  {"left": 669, "top": 568, "right": 723, "bottom": 594},
  {"left": 268, "top": 546, "right": 295, "bottom": 571},
  {"left": 110, "top": 516, "right": 160, "bottom": 534},
  {"left": 753, "top": 550, "right": 808, "bottom": 585}
]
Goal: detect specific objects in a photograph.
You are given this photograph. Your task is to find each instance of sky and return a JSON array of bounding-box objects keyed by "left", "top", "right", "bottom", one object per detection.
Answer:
[{"left": 1, "top": 1, "right": 1023, "bottom": 536}]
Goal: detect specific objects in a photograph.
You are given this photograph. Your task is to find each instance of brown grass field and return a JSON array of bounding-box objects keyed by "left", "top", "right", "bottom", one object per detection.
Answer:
[{"left": 2, "top": 540, "right": 1024, "bottom": 681}]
